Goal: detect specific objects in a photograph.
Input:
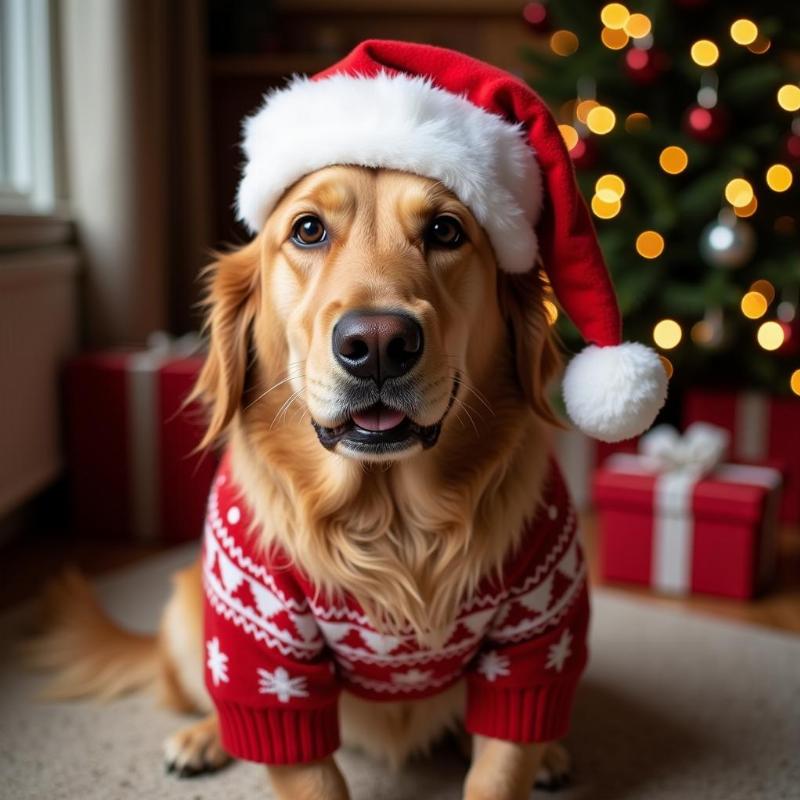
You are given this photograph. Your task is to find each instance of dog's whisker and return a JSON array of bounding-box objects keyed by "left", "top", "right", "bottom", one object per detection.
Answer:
[
  {"left": 448, "top": 370, "right": 494, "bottom": 415},
  {"left": 269, "top": 388, "right": 306, "bottom": 431},
  {"left": 245, "top": 371, "right": 305, "bottom": 411},
  {"left": 452, "top": 397, "right": 480, "bottom": 435},
  {"left": 280, "top": 391, "right": 307, "bottom": 426},
  {"left": 452, "top": 395, "right": 485, "bottom": 424}
]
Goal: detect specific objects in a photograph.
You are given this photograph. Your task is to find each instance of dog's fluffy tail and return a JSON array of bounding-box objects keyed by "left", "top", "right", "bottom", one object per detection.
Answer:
[{"left": 23, "top": 569, "right": 160, "bottom": 701}]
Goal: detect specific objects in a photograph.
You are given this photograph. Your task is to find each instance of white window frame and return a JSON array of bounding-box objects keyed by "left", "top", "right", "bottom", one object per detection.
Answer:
[{"left": 0, "top": 0, "right": 57, "bottom": 214}]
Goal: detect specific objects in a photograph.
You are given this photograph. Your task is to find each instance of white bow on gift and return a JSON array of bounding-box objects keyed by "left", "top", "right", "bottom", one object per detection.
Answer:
[{"left": 639, "top": 422, "right": 730, "bottom": 477}]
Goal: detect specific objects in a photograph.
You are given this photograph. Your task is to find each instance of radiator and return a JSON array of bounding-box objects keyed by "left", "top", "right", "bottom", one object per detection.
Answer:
[{"left": 0, "top": 246, "right": 79, "bottom": 516}]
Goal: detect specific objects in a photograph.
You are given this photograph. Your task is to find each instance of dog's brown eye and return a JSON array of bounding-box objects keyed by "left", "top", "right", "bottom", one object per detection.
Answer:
[
  {"left": 426, "top": 215, "right": 465, "bottom": 249},
  {"left": 291, "top": 215, "right": 328, "bottom": 247}
]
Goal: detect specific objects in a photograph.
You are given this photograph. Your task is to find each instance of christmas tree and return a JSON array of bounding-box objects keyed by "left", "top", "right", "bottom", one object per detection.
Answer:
[{"left": 521, "top": 0, "right": 800, "bottom": 399}]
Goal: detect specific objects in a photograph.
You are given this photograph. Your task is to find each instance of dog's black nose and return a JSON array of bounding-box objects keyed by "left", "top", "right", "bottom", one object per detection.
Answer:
[{"left": 333, "top": 311, "right": 423, "bottom": 383}]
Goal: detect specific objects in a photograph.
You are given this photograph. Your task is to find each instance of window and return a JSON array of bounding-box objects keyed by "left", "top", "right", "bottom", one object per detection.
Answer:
[{"left": 0, "top": 0, "right": 58, "bottom": 214}]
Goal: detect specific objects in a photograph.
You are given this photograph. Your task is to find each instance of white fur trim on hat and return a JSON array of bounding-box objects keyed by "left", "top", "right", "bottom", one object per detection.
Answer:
[
  {"left": 562, "top": 343, "right": 668, "bottom": 443},
  {"left": 237, "top": 72, "right": 542, "bottom": 274}
]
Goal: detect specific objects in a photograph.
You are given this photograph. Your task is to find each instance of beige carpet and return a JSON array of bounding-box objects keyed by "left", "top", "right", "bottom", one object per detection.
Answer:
[{"left": 1, "top": 544, "right": 798, "bottom": 800}]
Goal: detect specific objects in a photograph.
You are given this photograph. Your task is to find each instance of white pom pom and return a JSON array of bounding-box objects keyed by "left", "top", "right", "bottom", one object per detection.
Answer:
[{"left": 562, "top": 343, "right": 668, "bottom": 443}]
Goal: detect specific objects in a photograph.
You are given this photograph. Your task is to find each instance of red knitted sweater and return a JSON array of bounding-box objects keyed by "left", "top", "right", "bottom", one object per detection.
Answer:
[{"left": 203, "top": 452, "right": 589, "bottom": 765}]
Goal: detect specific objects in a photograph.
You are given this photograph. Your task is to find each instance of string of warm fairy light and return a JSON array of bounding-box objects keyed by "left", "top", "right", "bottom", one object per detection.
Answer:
[
  {"left": 653, "top": 319, "right": 682, "bottom": 349},
  {"left": 739, "top": 280, "right": 792, "bottom": 356},
  {"left": 553, "top": 7, "right": 799, "bottom": 392},
  {"left": 659, "top": 146, "right": 688, "bottom": 175},
  {"left": 690, "top": 39, "right": 719, "bottom": 67},
  {"left": 636, "top": 231, "right": 665, "bottom": 259},
  {"left": 791, "top": 369, "right": 800, "bottom": 396}
]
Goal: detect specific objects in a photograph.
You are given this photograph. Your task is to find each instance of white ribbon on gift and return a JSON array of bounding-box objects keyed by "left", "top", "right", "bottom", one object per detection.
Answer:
[
  {"left": 128, "top": 331, "right": 203, "bottom": 540},
  {"left": 606, "top": 422, "right": 781, "bottom": 593}
]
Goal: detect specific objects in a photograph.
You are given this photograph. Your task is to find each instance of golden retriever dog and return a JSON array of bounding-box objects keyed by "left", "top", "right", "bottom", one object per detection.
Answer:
[{"left": 32, "top": 164, "right": 576, "bottom": 800}]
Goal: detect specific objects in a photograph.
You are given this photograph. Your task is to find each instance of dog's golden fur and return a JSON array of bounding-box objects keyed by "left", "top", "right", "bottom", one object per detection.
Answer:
[
  {"left": 193, "top": 167, "right": 560, "bottom": 636},
  {"left": 30, "top": 166, "right": 568, "bottom": 799}
]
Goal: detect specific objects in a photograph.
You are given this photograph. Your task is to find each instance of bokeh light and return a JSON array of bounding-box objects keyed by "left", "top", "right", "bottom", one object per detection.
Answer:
[
  {"left": 551, "top": 30, "right": 580, "bottom": 56},
  {"left": 777, "top": 84, "right": 800, "bottom": 112},
  {"left": 750, "top": 279, "right": 775, "bottom": 304},
  {"left": 625, "top": 13, "right": 652, "bottom": 39},
  {"left": 724, "top": 178, "right": 754, "bottom": 208},
  {"left": 690, "top": 39, "right": 719, "bottom": 67},
  {"left": 766, "top": 163, "right": 793, "bottom": 192},
  {"left": 591, "top": 194, "right": 622, "bottom": 219},
  {"left": 653, "top": 319, "right": 682, "bottom": 349},
  {"left": 659, "top": 146, "right": 689, "bottom": 174},
  {"left": 730, "top": 19, "right": 758, "bottom": 46},
  {"left": 522, "top": 2, "right": 548, "bottom": 27},
  {"left": 734, "top": 195, "right": 758, "bottom": 218},
  {"left": 777, "top": 301, "right": 796, "bottom": 322},
  {"left": 659, "top": 355, "right": 674, "bottom": 379},
  {"left": 748, "top": 36, "right": 771, "bottom": 54},
  {"left": 586, "top": 105, "right": 616, "bottom": 134},
  {"left": 636, "top": 230, "right": 665, "bottom": 259},
  {"left": 558, "top": 124, "right": 580, "bottom": 151},
  {"left": 740, "top": 291, "right": 768, "bottom": 319},
  {"left": 600, "top": 3, "right": 630, "bottom": 30},
  {"left": 756, "top": 321, "right": 784, "bottom": 351},
  {"left": 625, "top": 112, "right": 650, "bottom": 132},
  {"left": 595, "top": 174, "right": 626, "bottom": 202},
  {"left": 576, "top": 99, "right": 599, "bottom": 123},
  {"left": 691, "top": 320, "right": 714, "bottom": 345},
  {"left": 697, "top": 86, "right": 718, "bottom": 108},
  {"left": 791, "top": 369, "right": 800, "bottom": 397},
  {"left": 601, "top": 26, "right": 629, "bottom": 50},
  {"left": 543, "top": 299, "right": 559, "bottom": 325}
]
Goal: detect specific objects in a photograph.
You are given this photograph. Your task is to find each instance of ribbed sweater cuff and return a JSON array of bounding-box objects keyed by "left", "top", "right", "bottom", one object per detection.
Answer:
[
  {"left": 216, "top": 700, "right": 340, "bottom": 765},
  {"left": 465, "top": 678, "right": 580, "bottom": 743}
]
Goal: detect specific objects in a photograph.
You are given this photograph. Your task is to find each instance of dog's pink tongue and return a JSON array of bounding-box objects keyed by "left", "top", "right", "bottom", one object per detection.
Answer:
[{"left": 352, "top": 406, "right": 406, "bottom": 432}]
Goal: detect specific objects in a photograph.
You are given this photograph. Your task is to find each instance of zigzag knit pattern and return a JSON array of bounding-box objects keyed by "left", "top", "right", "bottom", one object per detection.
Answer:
[{"left": 203, "top": 452, "right": 590, "bottom": 765}]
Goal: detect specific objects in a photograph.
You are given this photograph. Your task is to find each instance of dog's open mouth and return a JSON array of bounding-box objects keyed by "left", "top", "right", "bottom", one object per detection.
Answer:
[{"left": 312, "top": 402, "right": 443, "bottom": 454}]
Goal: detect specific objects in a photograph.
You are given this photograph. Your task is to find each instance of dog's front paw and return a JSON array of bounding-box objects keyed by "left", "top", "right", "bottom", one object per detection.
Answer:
[
  {"left": 533, "top": 742, "right": 571, "bottom": 792},
  {"left": 163, "top": 715, "right": 231, "bottom": 778}
]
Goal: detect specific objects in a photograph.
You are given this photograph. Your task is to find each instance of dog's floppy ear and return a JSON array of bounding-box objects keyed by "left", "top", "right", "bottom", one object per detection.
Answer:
[
  {"left": 191, "top": 239, "right": 261, "bottom": 448},
  {"left": 498, "top": 269, "right": 563, "bottom": 427}
]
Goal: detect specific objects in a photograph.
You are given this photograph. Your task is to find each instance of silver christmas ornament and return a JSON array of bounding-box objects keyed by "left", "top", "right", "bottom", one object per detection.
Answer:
[{"left": 699, "top": 211, "right": 756, "bottom": 269}]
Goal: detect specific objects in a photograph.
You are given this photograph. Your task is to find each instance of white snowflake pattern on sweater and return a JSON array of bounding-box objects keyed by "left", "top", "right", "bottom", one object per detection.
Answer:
[
  {"left": 477, "top": 652, "right": 511, "bottom": 682},
  {"left": 390, "top": 668, "right": 435, "bottom": 687},
  {"left": 546, "top": 629, "right": 573, "bottom": 673},
  {"left": 203, "top": 451, "right": 590, "bottom": 766},
  {"left": 206, "top": 637, "right": 229, "bottom": 686},
  {"left": 257, "top": 666, "right": 309, "bottom": 703}
]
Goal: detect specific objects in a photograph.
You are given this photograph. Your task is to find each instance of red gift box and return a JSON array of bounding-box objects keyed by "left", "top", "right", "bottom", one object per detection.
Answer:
[
  {"left": 594, "top": 453, "right": 782, "bottom": 600},
  {"left": 65, "top": 342, "right": 215, "bottom": 542},
  {"left": 684, "top": 390, "right": 800, "bottom": 523}
]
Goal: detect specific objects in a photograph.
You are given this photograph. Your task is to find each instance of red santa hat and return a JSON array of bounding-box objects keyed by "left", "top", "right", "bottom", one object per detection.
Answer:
[{"left": 236, "top": 40, "right": 668, "bottom": 443}]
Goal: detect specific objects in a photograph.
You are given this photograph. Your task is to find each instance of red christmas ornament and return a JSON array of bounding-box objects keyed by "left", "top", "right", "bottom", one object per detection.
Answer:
[
  {"left": 570, "top": 136, "right": 598, "bottom": 170},
  {"left": 783, "top": 133, "right": 800, "bottom": 165},
  {"left": 683, "top": 104, "right": 728, "bottom": 143},
  {"left": 624, "top": 48, "right": 667, "bottom": 85},
  {"left": 522, "top": 2, "right": 551, "bottom": 34}
]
